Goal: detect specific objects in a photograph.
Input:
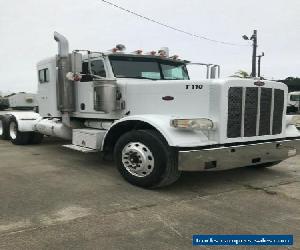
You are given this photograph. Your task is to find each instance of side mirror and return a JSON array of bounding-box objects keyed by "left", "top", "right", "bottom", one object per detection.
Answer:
[{"left": 71, "top": 52, "right": 83, "bottom": 73}]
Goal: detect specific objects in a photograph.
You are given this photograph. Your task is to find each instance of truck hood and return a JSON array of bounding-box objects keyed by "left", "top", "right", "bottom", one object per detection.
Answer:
[
  {"left": 120, "top": 79, "right": 214, "bottom": 118},
  {"left": 117, "top": 78, "right": 298, "bottom": 145}
]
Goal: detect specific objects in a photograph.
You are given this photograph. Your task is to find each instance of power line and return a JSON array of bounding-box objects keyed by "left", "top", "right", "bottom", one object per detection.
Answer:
[{"left": 100, "top": 0, "right": 249, "bottom": 47}]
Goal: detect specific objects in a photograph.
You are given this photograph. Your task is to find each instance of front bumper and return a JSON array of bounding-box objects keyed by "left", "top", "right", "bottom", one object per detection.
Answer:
[{"left": 178, "top": 139, "right": 300, "bottom": 171}]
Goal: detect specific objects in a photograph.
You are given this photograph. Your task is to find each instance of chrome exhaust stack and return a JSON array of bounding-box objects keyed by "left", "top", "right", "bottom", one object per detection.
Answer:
[
  {"left": 54, "top": 32, "right": 69, "bottom": 57},
  {"left": 54, "top": 32, "right": 75, "bottom": 127}
]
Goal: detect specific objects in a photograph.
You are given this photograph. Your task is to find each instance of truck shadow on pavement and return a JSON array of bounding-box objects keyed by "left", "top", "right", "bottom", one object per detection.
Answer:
[{"left": 40, "top": 137, "right": 298, "bottom": 192}]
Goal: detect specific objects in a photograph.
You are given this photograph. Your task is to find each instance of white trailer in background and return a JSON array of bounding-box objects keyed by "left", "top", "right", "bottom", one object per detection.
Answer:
[
  {"left": 1, "top": 32, "right": 300, "bottom": 188},
  {"left": 0, "top": 93, "right": 38, "bottom": 111},
  {"left": 8, "top": 93, "right": 38, "bottom": 110}
]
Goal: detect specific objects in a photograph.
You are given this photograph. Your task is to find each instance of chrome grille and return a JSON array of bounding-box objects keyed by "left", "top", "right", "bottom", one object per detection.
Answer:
[
  {"left": 259, "top": 88, "right": 272, "bottom": 136},
  {"left": 273, "top": 89, "right": 285, "bottom": 134},
  {"left": 227, "top": 87, "right": 284, "bottom": 138},
  {"left": 244, "top": 87, "right": 258, "bottom": 137},
  {"left": 227, "top": 87, "right": 243, "bottom": 138}
]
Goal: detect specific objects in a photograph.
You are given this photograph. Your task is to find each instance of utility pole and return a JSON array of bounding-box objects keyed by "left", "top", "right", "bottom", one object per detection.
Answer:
[
  {"left": 257, "top": 52, "right": 265, "bottom": 78},
  {"left": 242, "top": 29, "right": 258, "bottom": 77}
]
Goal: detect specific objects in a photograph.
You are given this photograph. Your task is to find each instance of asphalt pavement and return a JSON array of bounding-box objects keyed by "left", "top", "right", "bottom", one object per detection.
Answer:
[{"left": 0, "top": 137, "right": 299, "bottom": 250}]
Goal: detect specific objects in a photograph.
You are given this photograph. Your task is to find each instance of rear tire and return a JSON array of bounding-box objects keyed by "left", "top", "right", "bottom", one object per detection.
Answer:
[
  {"left": 8, "top": 116, "right": 31, "bottom": 145},
  {"left": 29, "top": 132, "right": 44, "bottom": 144},
  {"left": 114, "top": 129, "right": 181, "bottom": 188},
  {"left": 0, "top": 115, "right": 11, "bottom": 140}
]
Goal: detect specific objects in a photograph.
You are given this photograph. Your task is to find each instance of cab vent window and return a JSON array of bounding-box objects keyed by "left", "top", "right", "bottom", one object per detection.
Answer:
[{"left": 39, "top": 68, "right": 49, "bottom": 83}]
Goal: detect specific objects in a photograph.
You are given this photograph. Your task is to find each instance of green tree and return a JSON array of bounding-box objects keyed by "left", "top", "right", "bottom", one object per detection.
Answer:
[
  {"left": 231, "top": 70, "right": 250, "bottom": 78},
  {"left": 280, "top": 77, "right": 300, "bottom": 92}
]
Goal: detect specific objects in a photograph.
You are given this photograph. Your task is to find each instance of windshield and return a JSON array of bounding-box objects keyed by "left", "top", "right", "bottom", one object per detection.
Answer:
[
  {"left": 291, "top": 95, "right": 300, "bottom": 101},
  {"left": 109, "top": 56, "right": 189, "bottom": 80}
]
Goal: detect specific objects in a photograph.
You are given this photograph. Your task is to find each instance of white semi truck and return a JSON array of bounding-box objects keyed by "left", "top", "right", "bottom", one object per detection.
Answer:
[{"left": 1, "top": 32, "right": 300, "bottom": 188}]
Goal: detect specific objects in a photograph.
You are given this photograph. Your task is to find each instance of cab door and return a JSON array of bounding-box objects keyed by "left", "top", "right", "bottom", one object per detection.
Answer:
[
  {"left": 75, "top": 58, "right": 107, "bottom": 113},
  {"left": 37, "top": 58, "right": 61, "bottom": 117}
]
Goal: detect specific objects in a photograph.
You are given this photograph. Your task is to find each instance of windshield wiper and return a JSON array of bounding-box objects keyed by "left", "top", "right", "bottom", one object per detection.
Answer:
[
  {"left": 117, "top": 76, "right": 158, "bottom": 81},
  {"left": 163, "top": 77, "right": 184, "bottom": 80},
  {"left": 135, "top": 76, "right": 158, "bottom": 80}
]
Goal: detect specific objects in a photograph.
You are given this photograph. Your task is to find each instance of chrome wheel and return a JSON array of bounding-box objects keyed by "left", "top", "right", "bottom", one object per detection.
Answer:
[
  {"left": 0, "top": 120, "right": 3, "bottom": 136},
  {"left": 122, "top": 142, "right": 155, "bottom": 177},
  {"left": 9, "top": 121, "right": 17, "bottom": 140}
]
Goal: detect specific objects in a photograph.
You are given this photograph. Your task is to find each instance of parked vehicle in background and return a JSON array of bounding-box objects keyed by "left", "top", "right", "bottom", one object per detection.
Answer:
[
  {"left": 0, "top": 93, "right": 37, "bottom": 111},
  {"left": 1, "top": 32, "right": 300, "bottom": 188},
  {"left": 287, "top": 91, "right": 300, "bottom": 114}
]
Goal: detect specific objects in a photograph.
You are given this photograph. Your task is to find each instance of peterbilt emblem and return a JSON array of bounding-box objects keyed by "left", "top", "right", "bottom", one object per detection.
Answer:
[
  {"left": 186, "top": 84, "right": 203, "bottom": 90},
  {"left": 254, "top": 81, "right": 265, "bottom": 87},
  {"left": 162, "top": 96, "right": 174, "bottom": 101}
]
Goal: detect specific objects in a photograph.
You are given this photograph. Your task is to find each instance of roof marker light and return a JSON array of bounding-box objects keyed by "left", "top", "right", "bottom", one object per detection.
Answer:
[
  {"left": 112, "top": 48, "right": 118, "bottom": 53},
  {"left": 158, "top": 50, "right": 167, "bottom": 57},
  {"left": 116, "top": 44, "right": 126, "bottom": 51},
  {"left": 170, "top": 55, "right": 179, "bottom": 60},
  {"left": 110, "top": 44, "right": 126, "bottom": 53},
  {"left": 158, "top": 47, "right": 169, "bottom": 57},
  {"left": 133, "top": 49, "right": 143, "bottom": 55}
]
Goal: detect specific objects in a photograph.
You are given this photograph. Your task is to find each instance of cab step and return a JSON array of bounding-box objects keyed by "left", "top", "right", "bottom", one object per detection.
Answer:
[
  {"left": 63, "top": 128, "right": 106, "bottom": 153},
  {"left": 62, "top": 144, "right": 98, "bottom": 153}
]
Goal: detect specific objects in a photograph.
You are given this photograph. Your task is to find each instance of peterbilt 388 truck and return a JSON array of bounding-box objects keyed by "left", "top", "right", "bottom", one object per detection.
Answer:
[{"left": 0, "top": 32, "right": 300, "bottom": 188}]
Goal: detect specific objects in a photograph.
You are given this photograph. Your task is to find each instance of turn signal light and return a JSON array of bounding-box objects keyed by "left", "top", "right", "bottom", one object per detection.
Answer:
[{"left": 170, "top": 118, "right": 214, "bottom": 130}]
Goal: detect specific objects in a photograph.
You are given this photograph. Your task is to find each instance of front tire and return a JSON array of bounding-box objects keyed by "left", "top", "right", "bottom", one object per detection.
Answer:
[
  {"left": 114, "top": 130, "right": 181, "bottom": 188},
  {"left": 8, "top": 116, "right": 31, "bottom": 145}
]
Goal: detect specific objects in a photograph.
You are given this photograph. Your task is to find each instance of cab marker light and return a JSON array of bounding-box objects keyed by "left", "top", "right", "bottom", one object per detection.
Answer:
[
  {"left": 112, "top": 47, "right": 118, "bottom": 53},
  {"left": 158, "top": 49, "right": 167, "bottom": 57},
  {"left": 145, "top": 51, "right": 157, "bottom": 56},
  {"left": 170, "top": 55, "right": 179, "bottom": 60},
  {"left": 116, "top": 44, "right": 126, "bottom": 51},
  {"left": 132, "top": 50, "right": 143, "bottom": 55},
  {"left": 111, "top": 44, "right": 126, "bottom": 53}
]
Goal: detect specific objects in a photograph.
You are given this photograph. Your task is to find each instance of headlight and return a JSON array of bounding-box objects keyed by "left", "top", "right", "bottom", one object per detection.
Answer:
[
  {"left": 289, "top": 115, "right": 300, "bottom": 126},
  {"left": 170, "top": 118, "right": 214, "bottom": 130}
]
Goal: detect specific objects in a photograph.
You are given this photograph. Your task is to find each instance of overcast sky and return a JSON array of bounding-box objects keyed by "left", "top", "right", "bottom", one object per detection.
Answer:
[{"left": 0, "top": 0, "right": 299, "bottom": 93}]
